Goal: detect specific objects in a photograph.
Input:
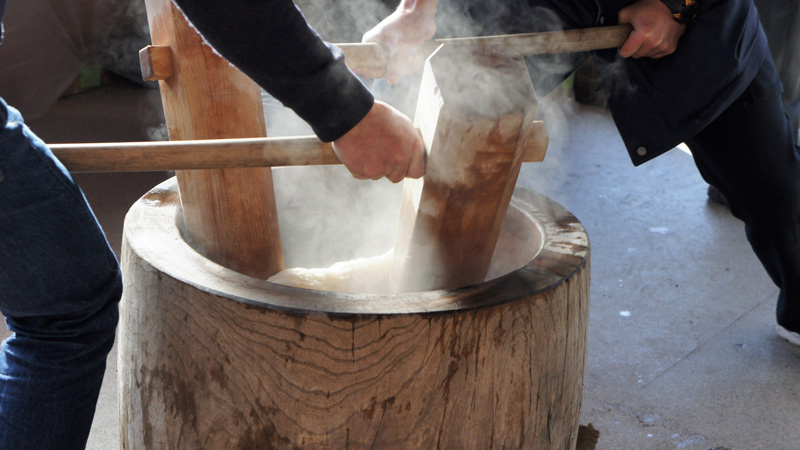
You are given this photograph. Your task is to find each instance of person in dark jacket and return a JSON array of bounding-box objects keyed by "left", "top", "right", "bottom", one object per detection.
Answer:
[
  {"left": 362, "top": 0, "right": 800, "bottom": 346},
  {"left": 0, "top": 0, "right": 423, "bottom": 448}
]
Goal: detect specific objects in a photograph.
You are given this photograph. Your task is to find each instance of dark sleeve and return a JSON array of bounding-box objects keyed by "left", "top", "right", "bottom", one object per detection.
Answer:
[{"left": 171, "top": 0, "right": 374, "bottom": 142}]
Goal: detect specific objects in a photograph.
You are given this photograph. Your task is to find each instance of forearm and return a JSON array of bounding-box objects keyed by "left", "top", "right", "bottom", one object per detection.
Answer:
[{"left": 171, "top": 0, "right": 373, "bottom": 142}]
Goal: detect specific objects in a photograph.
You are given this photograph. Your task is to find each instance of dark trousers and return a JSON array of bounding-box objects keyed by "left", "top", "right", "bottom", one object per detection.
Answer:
[
  {"left": 753, "top": 0, "right": 800, "bottom": 130},
  {"left": 687, "top": 64, "right": 800, "bottom": 332},
  {"left": 446, "top": 0, "right": 800, "bottom": 330}
]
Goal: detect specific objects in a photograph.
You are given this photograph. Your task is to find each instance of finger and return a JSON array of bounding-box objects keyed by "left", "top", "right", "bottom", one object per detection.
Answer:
[
  {"left": 353, "top": 168, "right": 380, "bottom": 181},
  {"left": 632, "top": 42, "right": 655, "bottom": 59},
  {"left": 406, "top": 147, "right": 426, "bottom": 179},
  {"left": 648, "top": 48, "right": 669, "bottom": 59},
  {"left": 642, "top": 40, "right": 675, "bottom": 59},
  {"left": 618, "top": 32, "right": 644, "bottom": 58},
  {"left": 384, "top": 48, "right": 425, "bottom": 84},
  {"left": 357, "top": 162, "right": 383, "bottom": 181},
  {"left": 409, "top": 48, "right": 428, "bottom": 73},
  {"left": 386, "top": 164, "right": 405, "bottom": 183},
  {"left": 385, "top": 60, "right": 407, "bottom": 85},
  {"left": 363, "top": 163, "right": 386, "bottom": 181},
  {"left": 618, "top": 7, "right": 632, "bottom": 25}
]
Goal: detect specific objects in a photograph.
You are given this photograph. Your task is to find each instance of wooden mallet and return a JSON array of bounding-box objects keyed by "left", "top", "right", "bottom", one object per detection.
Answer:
[
  {"left": 48, "top": 130, "right": 547, "bottom": 172},
  {"left": 50, "top": 25, "right": 631, "bottom": 173}
]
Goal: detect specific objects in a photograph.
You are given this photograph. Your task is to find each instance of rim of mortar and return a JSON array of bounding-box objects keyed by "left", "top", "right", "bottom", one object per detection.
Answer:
[{"left": 123, "top": 177, "right": 589, "bottom": 316}]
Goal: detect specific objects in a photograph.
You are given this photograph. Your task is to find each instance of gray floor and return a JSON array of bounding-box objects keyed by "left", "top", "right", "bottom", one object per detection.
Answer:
[{"left": 5, "top": 78, "right": 800, "bottom": 449}]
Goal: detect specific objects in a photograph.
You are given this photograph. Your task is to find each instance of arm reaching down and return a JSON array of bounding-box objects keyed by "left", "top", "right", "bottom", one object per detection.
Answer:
[
  {"left": 170, "top": 0, "right": 424, "bottom": 181},
  {"left": 334, "top": 100, "right": 425, "bottom": 182}
]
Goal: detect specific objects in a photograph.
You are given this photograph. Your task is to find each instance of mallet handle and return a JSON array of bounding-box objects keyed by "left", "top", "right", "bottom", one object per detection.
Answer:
[
  {"left": 50, "top": 121, "right": 547, "bottom": 172},
  {"left": 339, "top": 25, "right": 633, "bottom": 68},
  {"left": 50, "top": 136, "right": 340, "bottom": 172},
  {"left": 62, "top": 26, "right": 609, "bottom": 173}
]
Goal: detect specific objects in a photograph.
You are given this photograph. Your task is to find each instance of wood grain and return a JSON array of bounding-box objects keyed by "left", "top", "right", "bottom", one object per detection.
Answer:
[
  {"left": 143, "top": 0, "right": 284, "bottom": 278},
  {"left": 432, "top": 24, "right": 632, "bottom": 56},
  {"left": 390, "top": 44, "right": 542, "bottom": 293},
  {"left": 48, "top": 123, "right": 547, "bottom": 172},
  {"left": 138, "top": 45, "right": 173, "bottom": 81},
  {"left": 119, "top": 178, "right": 590, "bottom": 449}
]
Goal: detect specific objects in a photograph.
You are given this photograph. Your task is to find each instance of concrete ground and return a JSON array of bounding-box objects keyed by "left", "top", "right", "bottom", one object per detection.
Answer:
[{"left": 4, "top": 76, "right": 800, "bottom": 449}]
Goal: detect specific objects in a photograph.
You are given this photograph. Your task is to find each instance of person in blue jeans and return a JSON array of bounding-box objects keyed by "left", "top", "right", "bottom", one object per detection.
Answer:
[
  {"left": 0, "top": 98, "right": 123, "bottom": 448},
  {"left": 0, "top": 0, "right": 423, "bottom": 448}
]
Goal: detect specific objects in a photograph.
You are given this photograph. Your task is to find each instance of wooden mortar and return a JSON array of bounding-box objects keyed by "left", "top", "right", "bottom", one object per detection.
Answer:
[{"left": 118, "top": 177, "right": 590, "bottom": 449}]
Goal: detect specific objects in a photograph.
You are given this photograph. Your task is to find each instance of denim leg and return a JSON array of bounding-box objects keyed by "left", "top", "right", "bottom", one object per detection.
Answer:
[
  {"left": 0, "top": 98, "right": 121, "bottom": 449},
  {"left": 687, "top": 76, "right": 800, "bottom": 333}
]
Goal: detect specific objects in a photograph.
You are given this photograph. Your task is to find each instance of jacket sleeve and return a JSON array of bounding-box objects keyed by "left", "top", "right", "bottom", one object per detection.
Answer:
[{"left": 171, "top": 0, "right": 374, "bottom": 142}]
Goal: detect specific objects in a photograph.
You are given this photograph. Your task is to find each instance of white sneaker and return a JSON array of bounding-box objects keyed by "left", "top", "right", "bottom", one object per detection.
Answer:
[{"left": 775, "top": 325, "right": 800, "bottom": 346}]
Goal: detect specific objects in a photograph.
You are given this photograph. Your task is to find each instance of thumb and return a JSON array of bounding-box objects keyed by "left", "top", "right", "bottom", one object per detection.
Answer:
[{"left": 406, "top": 141, "right": 426, "bottom": 179}]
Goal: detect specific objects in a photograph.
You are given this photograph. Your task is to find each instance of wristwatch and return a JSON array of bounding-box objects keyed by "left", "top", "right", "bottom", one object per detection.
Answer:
[{"left": 659, "top": 0, "right": 700, "bottom": 24}]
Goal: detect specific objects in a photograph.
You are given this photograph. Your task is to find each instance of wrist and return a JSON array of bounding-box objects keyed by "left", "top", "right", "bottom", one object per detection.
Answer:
[
  {"left": 659, "top": 0, "right": 700, "bottom": 24},
  {"left": 399, "top": 0, "right": 439, "bottom": 15}
]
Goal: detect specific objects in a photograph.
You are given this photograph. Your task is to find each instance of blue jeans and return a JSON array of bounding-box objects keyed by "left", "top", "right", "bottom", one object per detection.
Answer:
[{"left": 0, "top": 97, "right": 121, "bottom": 449}]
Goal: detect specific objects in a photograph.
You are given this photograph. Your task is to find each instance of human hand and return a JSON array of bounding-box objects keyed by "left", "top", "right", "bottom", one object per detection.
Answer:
[
  {"left": 618, "top": 0, "right": 686, "bottom": 59},
  {"left": 359, "top": 5, "right": 437, "bottom": 84},
  {"left": 332, "top": 100, "right": 425, "bottom": 183}
]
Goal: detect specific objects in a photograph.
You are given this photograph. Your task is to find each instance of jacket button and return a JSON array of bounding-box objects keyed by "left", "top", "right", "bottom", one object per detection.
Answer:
[{"left": 636, "top": 146, "right": 647, "bottom": 156}]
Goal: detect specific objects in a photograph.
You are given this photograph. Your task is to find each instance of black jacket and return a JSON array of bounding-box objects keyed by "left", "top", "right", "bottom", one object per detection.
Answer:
[
  {"left": 597, "top": 0, "right": 779, "bottom": 165},
  {"left": 171, "top": 0, "right": 374, "bottom": 143}
]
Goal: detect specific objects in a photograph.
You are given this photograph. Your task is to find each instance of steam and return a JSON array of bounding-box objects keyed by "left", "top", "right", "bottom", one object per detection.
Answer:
[
  {"left": 266, "top": 0, "right": 589, "bottom": 293},
  {"left": 271, "top": 163, "right": 402, "bottom": 270},
  {"left": 597, "top": 56, "right": 638, "bottom": 99},
  {"left": 518, "top": 82, "right": 575, "bottom": 193},
  {"left": 94, "top": 0, "right": 154, "bottom": 88},
  {"left": 295, "top": 0, "right": 392, "bottom": 43},
  {"left": 146, "top": 122, "right": 169, "bottom": 141}
]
